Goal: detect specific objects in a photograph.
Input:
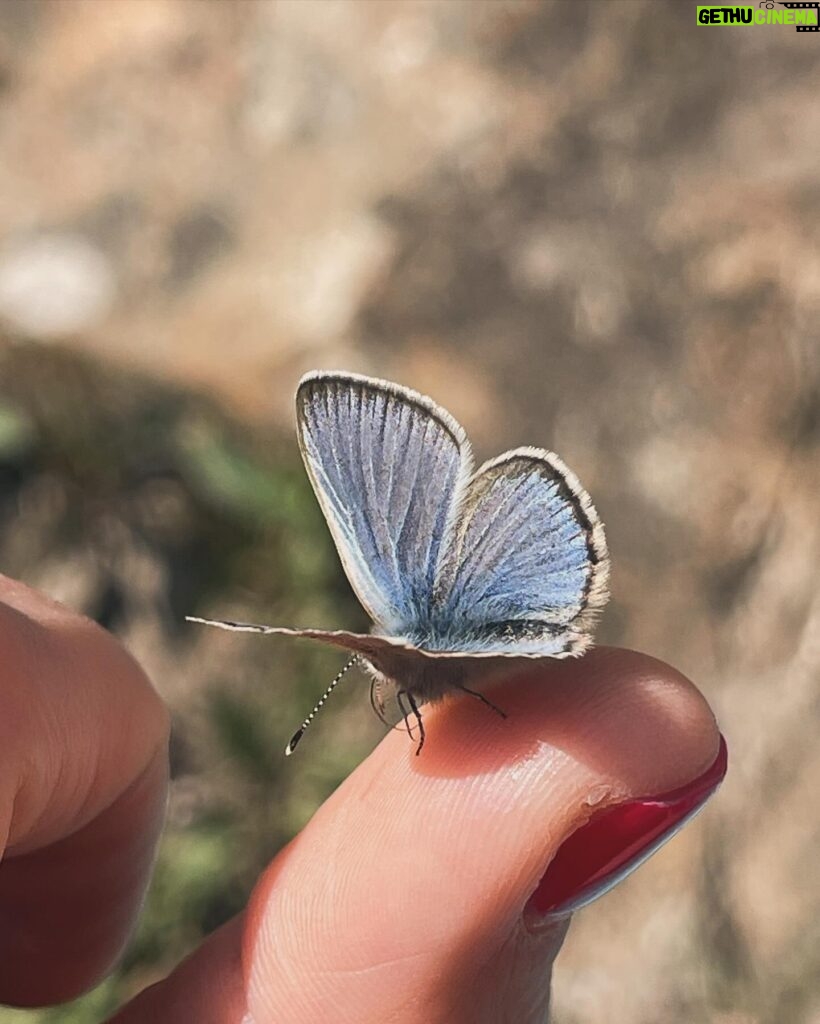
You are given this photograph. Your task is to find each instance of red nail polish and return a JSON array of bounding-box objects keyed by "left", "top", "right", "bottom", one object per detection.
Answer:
[{"left": 528, "top": 734, "right": 728, "bottom": 918}]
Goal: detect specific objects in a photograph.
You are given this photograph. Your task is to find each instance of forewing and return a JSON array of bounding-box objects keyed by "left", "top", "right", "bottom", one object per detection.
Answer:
[
  {"left": 297, "top": 372, "right": 472, "bottom": 634},
  {"left": 434, "top": 448, "right": 609, "bottom": 656},
  {"left": 186, "top": 615, "right": 420, "bottom": 659}
]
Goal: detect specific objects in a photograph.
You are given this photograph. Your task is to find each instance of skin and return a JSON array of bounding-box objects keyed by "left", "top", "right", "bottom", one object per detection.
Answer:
[{"left": 0, "top": 576, "right": 720, "bottom": 1023}]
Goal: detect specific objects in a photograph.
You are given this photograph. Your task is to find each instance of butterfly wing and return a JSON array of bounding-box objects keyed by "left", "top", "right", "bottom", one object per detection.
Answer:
[
  {"left": 433, "top": 447, "right": 609, "bottom": 656},
  {"left": 186, "top": 615, "right": 421, "bottom": 659},
  {"left": 186, "top": 616, "right": 484, "bottom": 703},
  {"left": 296, "top": 371, "right": 472, "bottom": 635}
]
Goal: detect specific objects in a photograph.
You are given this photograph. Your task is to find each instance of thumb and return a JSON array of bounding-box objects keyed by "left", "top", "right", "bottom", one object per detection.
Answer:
[
  {"left": 243, "top": 648, "right": 723, "bottom": 1024},
  {"left": 110, "top": 648, "right": 723, "bottom": 1024}
]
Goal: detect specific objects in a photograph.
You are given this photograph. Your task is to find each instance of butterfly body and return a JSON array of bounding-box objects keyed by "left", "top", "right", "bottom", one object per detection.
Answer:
[
  {"left": 359, "top": 643, "right": 514, "bottom": 707},
  {"left": 189, "top": 371, "right": 610, "bottom": 753}
]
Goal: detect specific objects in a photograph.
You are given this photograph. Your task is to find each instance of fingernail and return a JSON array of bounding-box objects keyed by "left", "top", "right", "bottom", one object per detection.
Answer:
[{"left": 527, "top": 734, "right": 727, "bottom": 921}]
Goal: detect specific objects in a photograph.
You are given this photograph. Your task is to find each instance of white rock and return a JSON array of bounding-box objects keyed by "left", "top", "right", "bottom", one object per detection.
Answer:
[{"left": 0, "top": 234, "right": 116, "bottom": 338}]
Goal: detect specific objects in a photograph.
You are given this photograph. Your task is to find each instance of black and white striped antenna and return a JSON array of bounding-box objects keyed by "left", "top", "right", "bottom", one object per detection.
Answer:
[{"left": 285, "top": 654, "right": 360, "bottom": 756}]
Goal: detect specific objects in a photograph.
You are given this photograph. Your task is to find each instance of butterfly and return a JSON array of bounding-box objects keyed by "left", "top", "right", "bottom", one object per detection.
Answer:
[{"left": 189, "top": 371, "right": 609, "bottom": 755}]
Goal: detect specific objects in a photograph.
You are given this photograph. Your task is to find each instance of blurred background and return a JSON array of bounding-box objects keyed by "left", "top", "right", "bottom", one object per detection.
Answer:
[{"left": 0, "top": 1, "right": 817, "bottom": 1021}]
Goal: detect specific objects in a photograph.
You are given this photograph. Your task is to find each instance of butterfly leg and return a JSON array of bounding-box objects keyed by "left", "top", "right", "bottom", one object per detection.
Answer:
[
  {"left": 405, "top": 692, "right": 425, "bottom": 756},
  {"left": 457, "top": 684, "right": 507, "bottom": 720},
  {"left": 395, "top": 689, "right": 416, "bottom": 740}
]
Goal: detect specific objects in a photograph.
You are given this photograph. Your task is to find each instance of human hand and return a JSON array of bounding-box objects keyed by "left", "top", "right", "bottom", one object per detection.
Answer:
[{"left": 0, "top": 576, "right": 724, "bottom": 1023}]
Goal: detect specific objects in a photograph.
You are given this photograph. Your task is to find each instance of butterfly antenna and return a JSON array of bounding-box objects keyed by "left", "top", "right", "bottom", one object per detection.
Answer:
[{"left": 285, "top": 654, "right": 360, "bottom": 756}]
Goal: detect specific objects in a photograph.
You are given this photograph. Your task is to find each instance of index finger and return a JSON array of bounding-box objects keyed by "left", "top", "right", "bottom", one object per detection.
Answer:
[{"left": 0, "top": 576, "right": 170, "bottom": 1006}]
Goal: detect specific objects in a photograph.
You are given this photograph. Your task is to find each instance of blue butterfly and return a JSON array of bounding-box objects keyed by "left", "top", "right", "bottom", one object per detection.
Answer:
[{"left": 189, "top": 371, "right": 609, "bottom": 754}]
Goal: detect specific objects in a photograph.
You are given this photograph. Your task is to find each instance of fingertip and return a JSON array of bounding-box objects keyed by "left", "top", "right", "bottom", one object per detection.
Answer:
[
  {"left": 0, "top": 577, "right": 171, "bottom": 1005},
  {"left": 410, "top": 647, "right": 720, "bottom": 798}
]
